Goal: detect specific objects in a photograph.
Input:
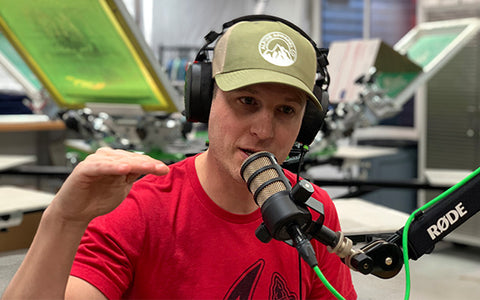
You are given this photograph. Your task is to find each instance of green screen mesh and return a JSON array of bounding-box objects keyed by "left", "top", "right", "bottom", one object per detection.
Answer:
[{"left": 0, "top": 0, "right": 177, "bottom": 111}]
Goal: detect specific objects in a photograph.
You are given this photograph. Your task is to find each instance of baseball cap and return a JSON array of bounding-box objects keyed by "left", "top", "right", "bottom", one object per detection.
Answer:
[{"left": 212, "top": 20, "right": 322, "bottom": 111}]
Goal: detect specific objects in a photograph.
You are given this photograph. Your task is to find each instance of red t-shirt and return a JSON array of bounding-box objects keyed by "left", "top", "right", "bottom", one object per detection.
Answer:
[{"left": 71, "top": 155, "right": 357, "bottom": 299}]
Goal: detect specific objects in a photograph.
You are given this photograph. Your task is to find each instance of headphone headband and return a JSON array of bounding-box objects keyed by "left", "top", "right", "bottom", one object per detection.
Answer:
[{"left": 197, "top": 14, "right": 330, "bottom": 86}]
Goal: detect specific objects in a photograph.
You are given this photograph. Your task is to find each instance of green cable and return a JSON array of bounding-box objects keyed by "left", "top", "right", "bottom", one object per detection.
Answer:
[
  {"left": 307, "top": 143, "right": 345, "bottom": 300},
  {"left": 401, "top": 166, "right": 480, "bottom": 300},
  {"left": 313, "top": 265, "right": 346, "bottom": 300}
]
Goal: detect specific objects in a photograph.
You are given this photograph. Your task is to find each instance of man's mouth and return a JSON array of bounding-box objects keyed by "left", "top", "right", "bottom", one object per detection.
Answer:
[{"left": 240, "top": 148, "right": 257, "bottom": 156}]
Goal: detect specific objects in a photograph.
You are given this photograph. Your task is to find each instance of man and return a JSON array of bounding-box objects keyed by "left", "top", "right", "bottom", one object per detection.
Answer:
[{"left": 2, "top": 18, "right": 357, "bottom": 299}]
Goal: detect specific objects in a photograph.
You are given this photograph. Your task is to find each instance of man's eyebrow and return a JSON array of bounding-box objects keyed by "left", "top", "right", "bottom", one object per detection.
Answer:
[
  {"left": 287, "top": 94, "right": 307, "bottom": 104},
  {"left": 284, "top": 92, "right": 307, "bottom": 105},
  {"left": 233, "top": 86, "right": 306, "bottom": 104},
  {"left": 235, "top": 86, "right": 308, "bottom": 103},
  {"left": 234, "top": 86, "right": 258, "bottom": 94}
]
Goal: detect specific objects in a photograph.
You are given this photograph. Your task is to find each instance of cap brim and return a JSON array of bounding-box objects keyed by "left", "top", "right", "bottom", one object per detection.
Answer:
[{"left": 215, "top": 69, "right": 323, "bottom": 112}]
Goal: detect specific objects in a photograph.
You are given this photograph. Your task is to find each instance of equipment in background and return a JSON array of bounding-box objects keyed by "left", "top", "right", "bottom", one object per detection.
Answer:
[
  {"left": 0, "top": 0, "right": 182, "bottom": 113},
  {"left": 0, "top": 0, "right": 192, "bottom": 164},
  {"left": 309, "top": 18, "right": 480, "bottom": 158},
  {"left": 59, "top": 107, "right": 206, "bottom": 166}
]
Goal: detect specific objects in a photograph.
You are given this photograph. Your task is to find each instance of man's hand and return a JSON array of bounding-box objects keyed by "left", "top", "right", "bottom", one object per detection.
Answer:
[{"left": 49, "top": 147, "right": 170, "bottom": 225}]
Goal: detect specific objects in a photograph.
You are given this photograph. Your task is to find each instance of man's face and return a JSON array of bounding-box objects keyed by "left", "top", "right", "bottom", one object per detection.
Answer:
[{"left": 207, "top": 82, "right": 307, "bottom": 183}]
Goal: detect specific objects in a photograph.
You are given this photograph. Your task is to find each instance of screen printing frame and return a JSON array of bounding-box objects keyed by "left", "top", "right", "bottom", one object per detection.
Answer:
[
  {"left": 392, "top": 17, "right": 480, "bottom": 107},
  {"left": 0, "top": 0, "right": 182, "bottom": 113}
]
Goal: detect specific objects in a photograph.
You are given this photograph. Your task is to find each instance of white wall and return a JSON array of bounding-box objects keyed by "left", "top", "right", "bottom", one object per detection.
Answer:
[
  {"left": 0, "top": 65, "right": 23, "bottom": 93},
  {"left": 148, "top": 0, "right": 314, "bottom": 61}
]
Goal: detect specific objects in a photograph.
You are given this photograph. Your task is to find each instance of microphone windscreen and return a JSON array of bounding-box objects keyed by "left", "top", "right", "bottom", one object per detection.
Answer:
[{"left": 240, "top": 151, "right": 289, "bottom": 207}]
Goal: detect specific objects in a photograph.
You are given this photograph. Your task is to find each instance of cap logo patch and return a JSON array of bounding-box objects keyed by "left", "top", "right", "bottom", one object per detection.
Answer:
[{"left": 258, "top": 31, "right": 297, "bottom": 67}]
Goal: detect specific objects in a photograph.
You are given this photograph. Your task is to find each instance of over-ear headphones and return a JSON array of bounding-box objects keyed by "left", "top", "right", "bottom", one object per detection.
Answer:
[{"left": 184, "top": 14, "right": 330, "bottom": 145}]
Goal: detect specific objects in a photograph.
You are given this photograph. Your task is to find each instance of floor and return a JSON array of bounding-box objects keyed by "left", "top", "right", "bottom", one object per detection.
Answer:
[
  {"left": 1, "top": 240, "right": 480, "bottom": 299},
  {"left": 0, "top": 249, "right": 26, "bottom": 297}
]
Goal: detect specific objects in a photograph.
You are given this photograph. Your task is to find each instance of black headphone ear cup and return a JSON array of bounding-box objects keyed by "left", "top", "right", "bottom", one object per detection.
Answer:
[
  {"left": 184, "top": 61, "right": 213, "bottom": 123},
  {"left": 317, "top": 86, "right": 330, "bottom": 121},
  {"left": 296, "top": 85, "right": 329, "bottom": 145}
]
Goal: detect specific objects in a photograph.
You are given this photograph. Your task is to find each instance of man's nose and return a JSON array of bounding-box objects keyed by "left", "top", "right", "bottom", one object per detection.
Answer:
[{"left": 249, "top": 110, "right": 275, "bottom": 140}]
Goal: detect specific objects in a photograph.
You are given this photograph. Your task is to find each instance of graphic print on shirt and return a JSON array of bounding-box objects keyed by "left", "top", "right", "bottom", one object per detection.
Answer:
[
  {"left": 270, "top": 272, "right": 297, "bottom": 300},
  {"left": 224, "top": 259, "right": 264, "bottom": 300},
  {"left": 224, "top": 259, "right": 297, "bottom": 300}
]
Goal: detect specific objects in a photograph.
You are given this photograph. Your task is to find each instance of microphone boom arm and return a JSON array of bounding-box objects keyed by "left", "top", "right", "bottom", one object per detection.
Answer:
[
  {"left": 300, "top": 170, "right": 480, "bottom": 279},
  {"left": 241, "top": 152, "right": 480, "bottom": 279}
]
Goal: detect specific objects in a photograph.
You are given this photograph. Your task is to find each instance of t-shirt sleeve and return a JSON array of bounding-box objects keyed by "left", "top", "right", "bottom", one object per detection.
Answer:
[{"left": 70, "top": 189, "right": 146, "bottom": 299}]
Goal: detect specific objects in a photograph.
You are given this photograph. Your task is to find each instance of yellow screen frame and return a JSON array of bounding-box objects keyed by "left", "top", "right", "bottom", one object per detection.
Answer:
[{"left": 0, "top": 0, "right": 181, "bottom": 112}]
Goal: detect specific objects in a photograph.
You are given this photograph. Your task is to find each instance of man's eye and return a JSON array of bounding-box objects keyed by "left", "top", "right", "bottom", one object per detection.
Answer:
[
  {"left": 239, "top": 97, "right": 256, "bottom": 105},
  {"left": 280, "top": 106, "right": 295, "bottom": 115}
]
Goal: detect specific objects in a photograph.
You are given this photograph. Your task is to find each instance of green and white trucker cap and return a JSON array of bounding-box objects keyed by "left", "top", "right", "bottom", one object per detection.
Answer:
[{"left": 212, "top": 20, "right": 322, "bottom": 111}]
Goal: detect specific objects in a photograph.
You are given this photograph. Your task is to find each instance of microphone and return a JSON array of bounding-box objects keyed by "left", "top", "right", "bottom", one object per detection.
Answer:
[{"left": 240, "top": 151, "right": 318, "bottom": 267}]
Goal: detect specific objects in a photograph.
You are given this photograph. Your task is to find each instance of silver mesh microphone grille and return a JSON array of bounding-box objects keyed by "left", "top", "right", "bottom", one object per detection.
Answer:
[{"left": 241, "top": 151, "right": 288, "bottom": 207}]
